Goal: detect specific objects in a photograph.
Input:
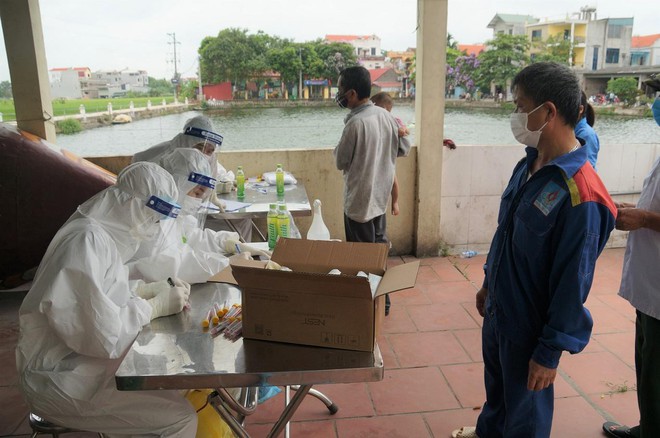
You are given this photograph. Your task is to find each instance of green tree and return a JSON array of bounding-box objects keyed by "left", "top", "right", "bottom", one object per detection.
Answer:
[
  {"left": 607, "top": 77, "right": 640, "bottom": 106},
  {"left": 476, "top": 34, "right": 530, "bottom": 95},
  {"left": 314, "top": 41, "right": 357, "bottom": 84},
  {"left": 532, "top": 34, "right": 574, "bottom": 65},
  {"left": 0, "top": 81, "right": 11, "bottom": 99},
  {"left": 179, "top": 79, "right": 199, "bottom": 100},
  {"left": 199, "top": 28, "right": 256, "bottom": 85},
  {"left": 267, "top": 44, "right": 302, "bottom": 88},
  {"left": 147, "top": 77, "right": 174, "bottom": 97}
]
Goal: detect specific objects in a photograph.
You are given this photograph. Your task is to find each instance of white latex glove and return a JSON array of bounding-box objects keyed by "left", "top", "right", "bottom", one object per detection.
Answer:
[
  {"left": 210, "top": 192, "right": 226, "bottom": 212},
  {"left": 229, "top": 252, "right": 252, "bottom": 263},
  {"left": 216, "top": 231, "right": 240, "bottom": 250},
  {"left": 135, "top": 280, "right": 169, "bottom": 299},
  {"left": 147, "top": 282, "right": 190, "bottom": 320},
  {"left": 223, "top": 238, "right": 272, "bottom": 259}
]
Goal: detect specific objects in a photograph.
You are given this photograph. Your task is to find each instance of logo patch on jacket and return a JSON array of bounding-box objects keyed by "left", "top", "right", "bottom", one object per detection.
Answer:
[{"left": 533, "top": 181, "right": 567, "bottom": 215}]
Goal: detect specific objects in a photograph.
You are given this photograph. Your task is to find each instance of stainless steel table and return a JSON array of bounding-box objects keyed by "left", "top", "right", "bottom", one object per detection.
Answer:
[
  {"left": 210, "top": 183, "right": 311, "bottom": 242},
  {"left": 115, "top": 282, "right": 383, "bottom": 438}
]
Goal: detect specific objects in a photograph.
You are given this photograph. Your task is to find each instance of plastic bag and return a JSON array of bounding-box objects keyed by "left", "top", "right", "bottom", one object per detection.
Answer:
[
  {"left": 262, "top": 171, "right": 297, "bottom": 186},
  {"left": 185, "top": 389, "right": 235, "bottom": 438}
]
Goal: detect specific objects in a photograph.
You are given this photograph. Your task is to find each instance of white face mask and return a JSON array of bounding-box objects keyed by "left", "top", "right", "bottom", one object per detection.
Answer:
[
  {"left": 510, "top": 103, "right": 548, "bottom": 148},
  {"left": 181, "top": 195, "right": 203, "bottom": 216}
]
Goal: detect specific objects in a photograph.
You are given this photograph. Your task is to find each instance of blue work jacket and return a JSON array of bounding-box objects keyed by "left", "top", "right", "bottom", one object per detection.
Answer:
[{"left": 483, "top": 145, "right": 616, "bottom": 369}]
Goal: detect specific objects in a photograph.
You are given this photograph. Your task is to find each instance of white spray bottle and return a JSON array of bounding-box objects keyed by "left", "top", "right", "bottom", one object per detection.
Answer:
[{"left": 306, "top": 199, "right": 331, "bottom": 240}]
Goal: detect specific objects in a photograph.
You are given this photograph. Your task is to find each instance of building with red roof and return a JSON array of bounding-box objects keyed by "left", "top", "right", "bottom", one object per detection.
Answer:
[
  {"left": 631, "top": 34, "right": 660, "bottom": 66},
  {"left": 458, "top": 44, "right": 485, "bottom": 57}
]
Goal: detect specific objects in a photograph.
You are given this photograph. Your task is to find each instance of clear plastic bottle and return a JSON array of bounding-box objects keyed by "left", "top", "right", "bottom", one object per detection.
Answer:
[
  {"left": 461, "top": 250, "right": 477, "bottom": 258},
  {"left": 275, "top": 164, "right": 285, "bottom": 197},
  {"left": 236, "top": 166, "right": 245, "bottom": 199},
  {"left": 277, "top": 204, "right": 290, "bottom": 238},
  {"left": 267, "top": 203, "right": 279, "bottom": 250}
]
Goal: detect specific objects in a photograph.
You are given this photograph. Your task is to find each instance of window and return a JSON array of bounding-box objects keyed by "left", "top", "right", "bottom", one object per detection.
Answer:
[
  {"left": 508, "top": 29, "right": 513, "bottom": 35},
  {"left": 531, "top": 30, "right": 542, "bottom": 41},
  {"left": 592, "top": 47, "right": 599, "bottom": 70},
  {"left": 371, "top": 48, "right": 376, "bottom": 56},
  {"left": 563, "top": 29, "right": 570, "bottom": 40},
  {"left": 607, "top": 24, "right": 622, "bottom": 39},
  {"left": 605, "top": 48, "right": 619, "bottom": 64}
]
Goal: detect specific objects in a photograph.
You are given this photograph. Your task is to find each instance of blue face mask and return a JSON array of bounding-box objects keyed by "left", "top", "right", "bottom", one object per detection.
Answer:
[{"left": 652, "top": 97, "right": 660, "bottom": 127}]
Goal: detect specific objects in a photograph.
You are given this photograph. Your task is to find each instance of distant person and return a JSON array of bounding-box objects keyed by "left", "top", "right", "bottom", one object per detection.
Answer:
[
  {"left": 575, "top": 90, "right": 600, "bottom": 169},
  {"left": 453, "top": 62, "right": 616, "bottom": 438},
  {"left": 602, "top": 95, "right": 660, "bottom": 438},
  {"left": 370, "top": 92, "right": 406, "bottom": 217},
  {"left": 334, "top": 67, "right": 411, "bottom": 316}
]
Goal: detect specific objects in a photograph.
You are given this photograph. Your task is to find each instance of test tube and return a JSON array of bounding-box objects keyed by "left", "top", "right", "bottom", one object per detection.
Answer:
[{"left": 201, "top": 308, "right": 214, "bottom": 328}]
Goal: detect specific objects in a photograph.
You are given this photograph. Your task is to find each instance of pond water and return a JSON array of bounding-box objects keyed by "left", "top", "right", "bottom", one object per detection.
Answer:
[{"left": 56, "top": 104, "right": 657, "bottom": 157}]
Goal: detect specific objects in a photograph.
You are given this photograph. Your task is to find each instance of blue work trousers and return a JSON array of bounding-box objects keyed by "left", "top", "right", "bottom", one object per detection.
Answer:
[{"left": 476, "top": 312, "right": 554, "bottom": 438}]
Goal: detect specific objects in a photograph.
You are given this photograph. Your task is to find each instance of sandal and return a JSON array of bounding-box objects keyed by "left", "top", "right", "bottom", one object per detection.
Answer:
[
  {"left": 451, "top": 426, "right": 478, "bottom": 438},
  {"left": 602, "top": 421, "right": 638, "bottom": 438}
]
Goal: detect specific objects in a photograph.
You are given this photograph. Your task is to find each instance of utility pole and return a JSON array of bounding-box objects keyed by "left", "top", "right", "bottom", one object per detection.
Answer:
[
  {"left": 298, "top": 47, "right": 303, "bottom": 100},
  {"left": 167, "top": 32, "right": 181, "bottom": 99},
  {"left": 197, "top": 56, "right": 203, "bottom": 102}
]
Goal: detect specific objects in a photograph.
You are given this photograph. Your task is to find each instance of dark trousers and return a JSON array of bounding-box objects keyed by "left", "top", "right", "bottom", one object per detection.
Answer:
[
  {"left": 476, "top": 313, "right": 554, "bottom": 438},
  {"left": 344, "top": 214, "right": 390, "bottom": 310},
  {"left": 635, "top": 310, "right": 660, "bottom": 438}
]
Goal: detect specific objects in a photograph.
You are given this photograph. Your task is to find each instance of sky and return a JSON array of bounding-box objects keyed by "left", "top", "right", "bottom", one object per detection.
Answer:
[{"left": 1, "top": 0, "right": 659, "bottom": 82}]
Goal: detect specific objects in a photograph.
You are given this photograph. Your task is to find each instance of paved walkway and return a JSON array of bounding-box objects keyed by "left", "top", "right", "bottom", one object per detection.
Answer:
[{"left": 0, "top": 248, "right": 635, "bottom": 437}]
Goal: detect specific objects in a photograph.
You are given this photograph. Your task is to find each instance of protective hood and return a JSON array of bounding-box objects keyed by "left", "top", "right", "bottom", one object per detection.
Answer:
[
  {"left": 160, "top": 148, "right": 215, "bottom": 229},
  {"left": 131, "top": 115, "right": 217, "bottom": 163},
  {"left": 71, "top": 162, "right": 179, "bottom": 262}
]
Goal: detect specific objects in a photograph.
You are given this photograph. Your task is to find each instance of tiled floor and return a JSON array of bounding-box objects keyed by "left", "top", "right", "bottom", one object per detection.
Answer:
[{"left": 0, "top": 248, "right": 636, "bottom": 437}]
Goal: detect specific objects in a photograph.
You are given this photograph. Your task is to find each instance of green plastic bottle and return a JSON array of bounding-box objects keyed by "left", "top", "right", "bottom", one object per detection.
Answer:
[
  {"left": 267, "top": 203, "right": 278, "bottom": 250},
  {"left": 236, "top": 166, "right": 245, "bottom": 199},
  {"left": 277, "top": 204, "right": 289, "bottom": 238},
  {"left": 275, "top": 164, "right": 285, "bottom": 197}
]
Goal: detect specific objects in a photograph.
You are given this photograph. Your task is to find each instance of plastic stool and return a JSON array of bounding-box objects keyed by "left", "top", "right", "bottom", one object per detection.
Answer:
[{"left": 28, "top": 413, "right": 102, "bottom": 438}]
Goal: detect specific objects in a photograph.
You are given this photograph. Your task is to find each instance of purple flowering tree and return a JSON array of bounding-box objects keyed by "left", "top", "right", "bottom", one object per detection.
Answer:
[{"left": 446, "top": 54, "right": 480, "bottom": 95}]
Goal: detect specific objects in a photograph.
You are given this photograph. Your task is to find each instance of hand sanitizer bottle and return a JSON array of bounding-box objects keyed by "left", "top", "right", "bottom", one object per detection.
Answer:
[{"left": 306, "top": 199, "right": 330, "bottom": 240}]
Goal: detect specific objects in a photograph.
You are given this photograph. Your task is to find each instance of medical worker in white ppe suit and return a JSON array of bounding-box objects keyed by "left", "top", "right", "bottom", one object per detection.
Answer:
[
  {"left": 128, "top": 148, "right": 255, "bottom": 284},
  {"left": 16, "top": 162, "right": 197, "bottom": 436},
  {"left": 132, "top": 115, "right": 253, "bottom": 241}
]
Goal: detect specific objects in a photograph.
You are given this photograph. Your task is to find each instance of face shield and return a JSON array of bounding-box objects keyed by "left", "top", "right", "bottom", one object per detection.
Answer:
[
  {"left": 184, "top": 126, "right": 223, "bottom": 175},
  {"left": 160, "top": 148, "right": 216, "bottom": 232},
  {"left": 181, "top": 171, "right": 216, "bottom": 229}
]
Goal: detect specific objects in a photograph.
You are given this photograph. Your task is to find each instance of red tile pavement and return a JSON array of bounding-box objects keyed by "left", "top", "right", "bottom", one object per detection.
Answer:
[{"left": 0, "top": 248, "right": 641, "bottom": 437}]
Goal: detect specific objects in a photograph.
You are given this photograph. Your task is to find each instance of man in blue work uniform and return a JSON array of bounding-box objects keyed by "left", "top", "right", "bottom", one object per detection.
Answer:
[{"left": 455, "top": 62, "right": 617, "bottom": 438}]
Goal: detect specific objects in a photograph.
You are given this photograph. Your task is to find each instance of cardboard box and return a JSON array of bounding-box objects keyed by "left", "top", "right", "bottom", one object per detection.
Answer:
[{"left": 219, "top": 238, "right": 419, "bottom": 352}]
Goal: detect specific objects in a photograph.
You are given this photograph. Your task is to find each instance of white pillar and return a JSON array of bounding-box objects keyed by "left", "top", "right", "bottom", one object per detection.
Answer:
[
  {"left": 107, "top": 102, "right": 113, "bottom": 115},
  {"left": 79, "top": 104, "right": 86, "bottom": 122},
  {"left": 414, "top": 0, "right": 448, "bottom": 256},
  {"left": 0, "top": 0, "right": 56, "bottom": 141}
]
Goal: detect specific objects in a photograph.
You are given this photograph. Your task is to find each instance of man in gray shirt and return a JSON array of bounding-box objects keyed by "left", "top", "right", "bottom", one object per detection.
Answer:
[{"left": 333, "top": 66, "right": 411, "bottom": 314}]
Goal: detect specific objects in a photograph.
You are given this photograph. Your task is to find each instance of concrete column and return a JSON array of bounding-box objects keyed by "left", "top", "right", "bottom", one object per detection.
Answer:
[
  {"left": 414, "top": 0, "right": 448, "bottom": 256},
  {"left": 0, "top": 0, "right": 56, "bottom": 141}
]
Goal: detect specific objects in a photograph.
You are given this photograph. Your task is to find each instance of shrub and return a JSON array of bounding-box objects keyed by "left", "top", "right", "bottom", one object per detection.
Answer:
[{"left": 56, "top": 118, "right": 82, "bottom": 134}]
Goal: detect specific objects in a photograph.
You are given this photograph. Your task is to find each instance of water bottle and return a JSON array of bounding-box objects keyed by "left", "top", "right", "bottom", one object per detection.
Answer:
[
  {"left": 275, "top": 164, "right": 285, "bottom": 197},
  {"left": 267, "top": 203, "right": 279, "bottom": 250},
  {"left": 277, "top": 204, "right": 290, "bottom": 238},
  {"left": 461, "top": 250, "right": 477, "bottom": 258},
  {"left": 236, "top": 166, "right": 245, "bottom": 199},
  {"left": 307, "top": 199, "right": 330, "bottom": 240}
]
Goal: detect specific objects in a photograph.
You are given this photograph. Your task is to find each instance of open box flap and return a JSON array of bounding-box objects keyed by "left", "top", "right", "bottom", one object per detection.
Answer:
[
  {"left": 374, "top": 260, "right": 420, "bottom": 298},
  {"left": 272, "top": 238, "right": 388, "bottom": 275},
  {"left": 207, "top": 259, "right": 268, "bottom": 285}
]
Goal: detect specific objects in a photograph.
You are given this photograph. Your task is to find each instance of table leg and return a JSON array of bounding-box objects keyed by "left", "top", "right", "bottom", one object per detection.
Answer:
[{"left": 267, "top": 384, "right": 312, "bottom": 438}]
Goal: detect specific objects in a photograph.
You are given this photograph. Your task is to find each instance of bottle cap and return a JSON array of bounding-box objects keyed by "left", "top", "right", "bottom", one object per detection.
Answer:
[
  {"left": 237, "top": 165, "right": 243, "bottom": 170},
  {"left": 278, "top": 204, "right": 287, "bottom": 211},
  {"left": 269, "top": 203, "right": 277, "bottom": 209}
]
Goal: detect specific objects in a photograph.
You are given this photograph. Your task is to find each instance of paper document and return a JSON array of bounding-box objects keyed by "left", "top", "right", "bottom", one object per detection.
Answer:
[{"left": 222, "top": 200, "right": 253, "bottom": 212}]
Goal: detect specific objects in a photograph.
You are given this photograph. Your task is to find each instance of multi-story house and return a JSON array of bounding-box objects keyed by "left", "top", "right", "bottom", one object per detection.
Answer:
[
  {"left": 324, "top": 34, "right": 385, "bottom": 69},
  {"left": 631, "top": 34, "right": 660, "bottom": 66},
  {"left": 487, "top": 13, "right": 539, "bottom": 36},
  {"left": 584, "top": 16, "right": 634, "bottom": 70},
  {"left": 49, "top": 67, "right": 91, "bottom": 99},
  {"left": 526, "top": 13, "right": 588, "bottom": 68}
]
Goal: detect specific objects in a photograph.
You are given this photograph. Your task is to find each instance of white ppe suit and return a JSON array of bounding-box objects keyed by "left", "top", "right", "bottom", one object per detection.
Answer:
[
  {"left": 16, "top": 162, "right": 197, "bottom": 437},
  {"left": 128, "top": 149, "right": 238, "bottom": 283},
  {"left": 131, "top": 115, "right": 252, "bottom": 241}
]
